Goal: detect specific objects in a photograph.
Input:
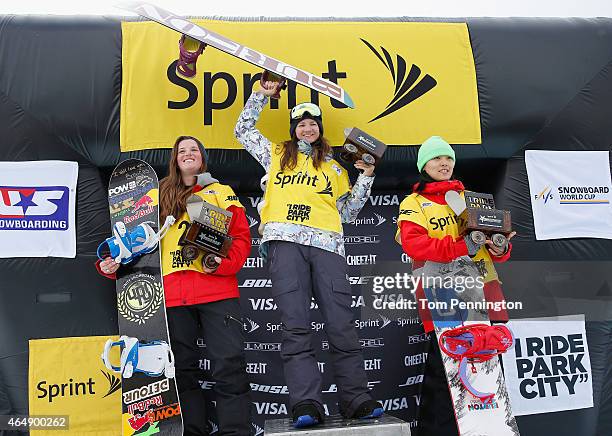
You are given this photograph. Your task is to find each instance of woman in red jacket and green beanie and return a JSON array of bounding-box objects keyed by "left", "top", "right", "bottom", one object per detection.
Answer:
[{"left": 396, "top": 135, "right": 515, "bottom": 436}]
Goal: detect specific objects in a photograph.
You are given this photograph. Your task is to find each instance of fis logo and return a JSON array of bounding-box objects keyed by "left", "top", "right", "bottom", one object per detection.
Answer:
[
  {"left": 535, "top": 186, "right": 554, "bottom": 204},
  {"left": 361, "top": 39, "right": 437, "bottom": 122},
  {"left": 0, "top": 186, "right": 69, "bottom": 230}
]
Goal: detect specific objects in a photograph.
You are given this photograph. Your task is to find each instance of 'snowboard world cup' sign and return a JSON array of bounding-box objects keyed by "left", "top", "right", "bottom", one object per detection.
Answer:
[{"left": 525, "top": 150, "right": 612, "bottom": 240}]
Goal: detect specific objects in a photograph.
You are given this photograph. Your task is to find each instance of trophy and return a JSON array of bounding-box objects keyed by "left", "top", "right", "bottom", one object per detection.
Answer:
[
  {"left": 177, "top": 195, "right": 233, "bottom": 269},
  {"left": 445, "top": 191, "right": 512, "bottom": 250},
  {"left": 339, "top": 127, "right": 387, "bottom": 165}
]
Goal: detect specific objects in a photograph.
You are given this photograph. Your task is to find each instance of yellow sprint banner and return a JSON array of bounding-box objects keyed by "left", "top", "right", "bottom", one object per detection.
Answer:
[
  {"left": 121, "top": 20, "right": 480, "bottom": 151},
  {"left": 29, "top": 336, "right": 121, "bottom": 436}
]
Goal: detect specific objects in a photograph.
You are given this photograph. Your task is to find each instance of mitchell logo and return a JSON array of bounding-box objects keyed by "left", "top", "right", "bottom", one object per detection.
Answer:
[
  {"left": 0, "top": 186, "right": 69, "bottom": 230},
  {"left": 323, "top": 338, "right": 384, "bottom": 350},
  {"left": 343, "top": 234, "right": 380, "bottom": 245},
  {"left": 101, "top": 370, "right": 121, "bottom": 398},
  {"left": 361, "top": 39, "right": 437, "bottom": 122},
  {"left": 244, "top": 342, "right": 282, "bottom": 352},
  {"left": 243, "top": 317, "right": 261, "bottom": 333},
  {"left": 316, "top": 173, "right": 333, "bottom": 196},
  {"left": 246, "top": 215, "right": 259, "bottom": 228}
]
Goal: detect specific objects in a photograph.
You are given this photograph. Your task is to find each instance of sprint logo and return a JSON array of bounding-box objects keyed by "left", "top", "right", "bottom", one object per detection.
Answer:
[{"left": 361, "top": 39, "right": 437, "bottom": 122}]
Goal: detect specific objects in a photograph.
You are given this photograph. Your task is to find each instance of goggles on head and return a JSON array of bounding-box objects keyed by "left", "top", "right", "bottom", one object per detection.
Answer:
[{"left": 290, "top": 102, "right": 322, "bottom": 120}]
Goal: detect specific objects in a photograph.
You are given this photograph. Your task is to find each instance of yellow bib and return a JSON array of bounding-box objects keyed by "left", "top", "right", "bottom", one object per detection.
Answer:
[
  {"left": 161, "top": 183, "right": 243, "bottom": 275},
  {"left": 396, "top": 193, "right": 499, "bottom": 282},
  {"left": 260, "top": 145, "right": 351, "bottom": 233}
]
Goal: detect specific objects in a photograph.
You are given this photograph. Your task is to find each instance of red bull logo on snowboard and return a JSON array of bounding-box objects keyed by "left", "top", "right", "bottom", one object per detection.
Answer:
[
  {"left": 0, "top": 186, "right": 69, "bottom": 230},
  {"left": 133, "top": 195, "right": 154, "bottom": 212}
]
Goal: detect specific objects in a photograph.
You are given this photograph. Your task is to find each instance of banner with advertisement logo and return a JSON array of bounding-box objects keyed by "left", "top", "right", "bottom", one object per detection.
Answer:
[
  {"left": 29, "top": 336, "right": 122, "bottom": 435},
  {"left": 500, "top": 315, "right": 593, "bottom": 416},
  {"left": 0, "top": 161, "right": 78, "bottom": 258},
  {"left": 120, "top": 20, "right": 480, "bottom": 151},
  {"left": 526, "top": 150, "right": 612, "bottom": 240}
]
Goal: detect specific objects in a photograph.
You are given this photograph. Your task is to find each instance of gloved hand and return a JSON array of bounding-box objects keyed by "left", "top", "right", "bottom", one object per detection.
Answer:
[{"left": 464, "top": 235, "right": 483, "bottom": 257}]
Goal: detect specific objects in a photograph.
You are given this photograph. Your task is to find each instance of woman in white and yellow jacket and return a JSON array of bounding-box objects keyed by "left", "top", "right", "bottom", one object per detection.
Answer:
[{"left": 235, "top": 81, "right": 383, "bottom": 428}]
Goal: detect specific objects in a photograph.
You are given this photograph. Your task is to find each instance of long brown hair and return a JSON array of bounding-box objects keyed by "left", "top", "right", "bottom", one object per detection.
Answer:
[
  {"left": 160, "top": 136, "right": 207, "bottom": 222},
  {"left": 280, "top": 136, "right": 332, "bottom": 171}
]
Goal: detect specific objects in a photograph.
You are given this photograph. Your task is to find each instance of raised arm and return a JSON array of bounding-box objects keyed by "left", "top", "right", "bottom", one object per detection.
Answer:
[{"left": 234, "top": 91, "right": 274, "bottom": 171}]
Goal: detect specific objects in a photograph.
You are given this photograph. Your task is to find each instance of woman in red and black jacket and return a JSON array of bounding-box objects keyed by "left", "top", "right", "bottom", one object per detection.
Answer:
[
  {"left": 98, "top": 136, "right": 252, "bottom": 436},
  {"left": 396, "top": 136, "right": 515, "bottom": 436}
]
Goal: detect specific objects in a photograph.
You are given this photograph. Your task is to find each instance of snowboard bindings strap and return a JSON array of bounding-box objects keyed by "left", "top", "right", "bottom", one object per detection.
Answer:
[
  {"left": 439, "top": 324, "right": 514, "bottom": 403},
  {"left": 97, "top": 215, "right": 175, "bottom": 265}
]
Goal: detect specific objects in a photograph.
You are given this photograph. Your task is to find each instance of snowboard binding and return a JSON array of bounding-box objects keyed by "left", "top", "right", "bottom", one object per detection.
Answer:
[
  {"left": 102, "top": 335, "right": 176, "bottom": 379},
  {"left": 97, "top": 215, "right": 175, "bottom": 265},
  {"left": 176, "top": 34, "right": 207, "bottom": 78},
  {"left": 439, "top": 324, "right": 514, "bottom": 403}
]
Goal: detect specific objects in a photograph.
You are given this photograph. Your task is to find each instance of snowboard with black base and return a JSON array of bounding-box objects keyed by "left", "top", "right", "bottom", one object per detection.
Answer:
[{"left": 98, "top": 158, "right": 183, "bottom": 436}]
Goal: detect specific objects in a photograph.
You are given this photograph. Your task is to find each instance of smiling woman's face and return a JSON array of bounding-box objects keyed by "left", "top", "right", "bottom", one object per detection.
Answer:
[
  {"left": 176, "top": 138, "right": 202, "bottom": 176},
  {"left": 423, "top": 155, "right": 454, "bottom": 181},
  {"left": 295, "top": 118, "right": 320, "bottom": 143}
]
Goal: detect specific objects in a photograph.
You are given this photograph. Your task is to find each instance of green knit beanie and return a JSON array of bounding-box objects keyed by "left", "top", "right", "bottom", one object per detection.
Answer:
[{"left": 417, "top": 136, "right": 455, "bottom": 172}]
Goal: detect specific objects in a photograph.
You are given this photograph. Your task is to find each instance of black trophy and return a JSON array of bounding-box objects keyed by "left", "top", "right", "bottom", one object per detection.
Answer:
[
  {"left": 178, "top": 196, "right": 233, "bottom": 270},
  {"left": 339, "top": 127, "right": 387, "bottom": 165}
]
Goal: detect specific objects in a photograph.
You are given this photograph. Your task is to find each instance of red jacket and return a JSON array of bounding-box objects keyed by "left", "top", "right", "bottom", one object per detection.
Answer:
[
  {"left": 96, "top": 205, "right": 251, "bottom": 308},
  {"left": 399, "top": 180, "right": 512, "bottom": 263},
  {"left": 163, "top": 204, "right": 251, "bottom": 307},
  {"left": 399, "top": 180, "right": 511, "bottom": 331}
]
